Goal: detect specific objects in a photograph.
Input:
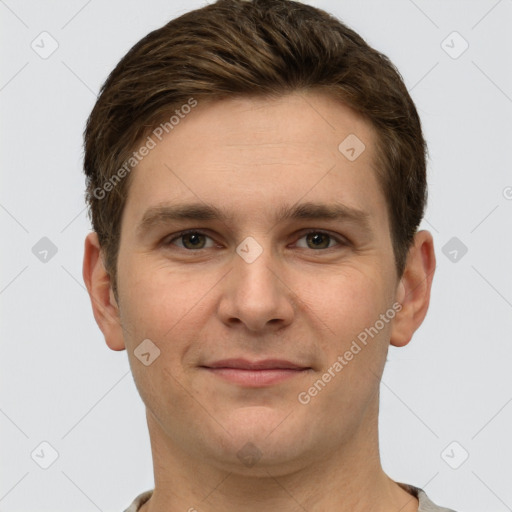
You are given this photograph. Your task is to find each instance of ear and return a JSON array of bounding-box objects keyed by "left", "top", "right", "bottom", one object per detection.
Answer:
[
  {"left": 390, "top": 230, "right": 436, "bottom": 348},
  {"left": 82, "top": 232, "right": 126, "bottom": 351}
]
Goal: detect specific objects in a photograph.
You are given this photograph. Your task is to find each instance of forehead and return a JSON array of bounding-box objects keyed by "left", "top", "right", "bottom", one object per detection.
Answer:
[
  {"left": 159, "top": 92, "right": 375, "bottom": 169},
  {"left": 121, "top": 91, "right": 389, "bottom": 236}
]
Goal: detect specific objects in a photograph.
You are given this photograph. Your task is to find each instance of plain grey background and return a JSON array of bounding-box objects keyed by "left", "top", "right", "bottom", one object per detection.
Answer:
[{"left": 1, "top": 1, "right": 511, "bottom": 510}]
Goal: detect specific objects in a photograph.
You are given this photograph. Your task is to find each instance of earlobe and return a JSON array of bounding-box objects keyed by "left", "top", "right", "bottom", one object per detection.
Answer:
[
  {"left": 390, "top": 230, "right": 436, "bottom": 348},
  {"left": 82, "top": 232, "right": 126, "bottom": 351}
]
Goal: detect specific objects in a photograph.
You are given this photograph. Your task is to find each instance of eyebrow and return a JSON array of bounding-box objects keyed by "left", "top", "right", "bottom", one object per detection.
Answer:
[{"left": 136, "top": 201, "right": 372, "bottom": 237}]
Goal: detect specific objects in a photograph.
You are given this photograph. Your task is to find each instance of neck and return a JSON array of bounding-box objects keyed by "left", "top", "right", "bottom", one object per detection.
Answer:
[{"left": 140, "top": 400, "right": 418, "bottom": 512}]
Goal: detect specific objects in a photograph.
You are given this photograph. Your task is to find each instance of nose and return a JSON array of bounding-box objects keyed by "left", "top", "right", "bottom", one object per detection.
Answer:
[{"left": 216, "top": 240, "right": 295, "bottom": 333}]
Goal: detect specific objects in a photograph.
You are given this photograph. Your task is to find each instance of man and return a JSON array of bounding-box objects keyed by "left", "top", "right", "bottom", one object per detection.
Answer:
[{"left": 82, "top": 1, "right": 457, "bottom": 510}]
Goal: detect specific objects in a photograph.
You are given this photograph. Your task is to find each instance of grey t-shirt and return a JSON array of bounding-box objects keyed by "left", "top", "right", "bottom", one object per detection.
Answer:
[{"left": 124, "top": 482, "right": 458, "bottom": 511}]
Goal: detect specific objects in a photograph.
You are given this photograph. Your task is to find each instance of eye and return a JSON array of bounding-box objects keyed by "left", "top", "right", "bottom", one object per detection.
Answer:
[
  {"left": 164, "top": 229, "right": 347, "bottom": 252},
  {"left": 166, "top": 230, "right": 215, "bottom": 250},
  {"left": 294, "top": 230, "right": 345, "bottom": 250}
]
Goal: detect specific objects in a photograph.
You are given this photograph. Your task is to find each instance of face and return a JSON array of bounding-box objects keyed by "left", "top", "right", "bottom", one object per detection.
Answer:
[{"left": 93, "top": 92, "right": 410, "bottom": 474}]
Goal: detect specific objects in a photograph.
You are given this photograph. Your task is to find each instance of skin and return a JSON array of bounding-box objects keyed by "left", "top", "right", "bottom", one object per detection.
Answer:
[{"left": 83, "top": 91, "right": 435, "bottom": 512}]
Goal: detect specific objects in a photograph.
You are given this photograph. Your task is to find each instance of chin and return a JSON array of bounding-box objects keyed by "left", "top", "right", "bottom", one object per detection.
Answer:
[{"left": 200, "top": 407, "right": 316, "bottom": 472}]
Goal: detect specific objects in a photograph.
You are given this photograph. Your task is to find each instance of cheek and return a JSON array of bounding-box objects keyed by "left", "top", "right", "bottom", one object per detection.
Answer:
[
  {"left": 118, "top": 254, "right": 201, "bottom": 338},
  {"left": 307, "top": 266, "right": 390, "bottom": 341},
  {"left": 118, "top": 260, "right": 208, "bottom": 418},
  {"left": 305, "top": 266, "right": 392, "bottom": 394}
]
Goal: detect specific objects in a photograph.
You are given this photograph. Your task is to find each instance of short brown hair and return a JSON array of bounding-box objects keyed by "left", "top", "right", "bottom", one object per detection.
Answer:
[{"left": 83, "top": 0, "right": 427, "bottom": 299}]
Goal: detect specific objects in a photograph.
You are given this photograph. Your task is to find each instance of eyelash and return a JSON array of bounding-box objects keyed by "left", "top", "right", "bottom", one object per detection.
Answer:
[{"left": 164, "top": 229, "right": 348, "bottom": 252}]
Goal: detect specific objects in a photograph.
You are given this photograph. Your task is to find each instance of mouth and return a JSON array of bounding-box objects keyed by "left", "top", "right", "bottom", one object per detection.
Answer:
[{"left": 200, "top": 359, "right": 312, "bottom": 387}]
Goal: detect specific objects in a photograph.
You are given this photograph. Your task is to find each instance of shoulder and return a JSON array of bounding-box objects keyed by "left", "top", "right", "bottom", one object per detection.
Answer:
[
  {"left": 398, "top": 482, "right": 459, "bottom": 512},
  {"left": 123, "top": 490, "right": 153, "bottom": 512}
]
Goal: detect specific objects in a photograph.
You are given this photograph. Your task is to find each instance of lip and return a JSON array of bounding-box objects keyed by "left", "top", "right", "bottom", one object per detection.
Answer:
[
  {"left": 204, "top": 358, "right": 308, "bottom": 370},
  {"left": 201, "top": 359, "right": 312, "bottom": 387}
]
